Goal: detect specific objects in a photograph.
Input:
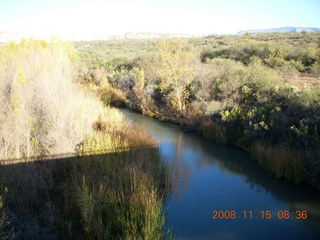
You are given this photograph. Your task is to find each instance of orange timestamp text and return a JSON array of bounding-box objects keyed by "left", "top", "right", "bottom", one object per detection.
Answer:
[{"left": 211, "top": 210, "right": 308, "bottom": 220}]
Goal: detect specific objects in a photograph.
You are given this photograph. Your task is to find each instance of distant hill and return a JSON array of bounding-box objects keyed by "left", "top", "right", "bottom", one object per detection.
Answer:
[
  {"left": 237, "top": 27, "right": 320, "bottom": 35},
  {"left": 109, "top": 32, "right": 196, "bottom": 40},
  {"left": 0, "top": 31, "right": 197, "bottom": 42}
]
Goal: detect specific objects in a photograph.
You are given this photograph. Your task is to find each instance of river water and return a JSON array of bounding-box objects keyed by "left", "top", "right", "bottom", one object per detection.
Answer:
[{"left": 120, "top": 108, "right": 320, "bottom": 240}]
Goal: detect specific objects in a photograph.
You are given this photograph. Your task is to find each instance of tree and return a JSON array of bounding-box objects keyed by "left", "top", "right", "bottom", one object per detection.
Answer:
[{"left": 155, "top": 39, "right": 196, "bottom": 116}]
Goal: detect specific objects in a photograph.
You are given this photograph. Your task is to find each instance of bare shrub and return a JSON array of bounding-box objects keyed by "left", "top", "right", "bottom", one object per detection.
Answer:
[{"left": 0, "top": 39, "right": 103, "bottom": 159}]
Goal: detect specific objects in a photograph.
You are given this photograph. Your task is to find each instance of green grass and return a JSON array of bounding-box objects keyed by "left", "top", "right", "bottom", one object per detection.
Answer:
[{"left": 69, "top": 149, "right": 170, "bottom": 240}]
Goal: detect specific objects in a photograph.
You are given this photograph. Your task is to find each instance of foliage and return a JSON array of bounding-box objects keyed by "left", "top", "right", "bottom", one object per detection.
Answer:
[
  {"left": 200, "top": 39, "right": 320, "bottom": 75},
  {"left": 153, "top": 39, "right": 197, "bottom": 115},
  {"left": 0, "top": 39, "right": 103, "bottom": 160},
  {"left": 76, "top": 34, "right": 320, "bottom": 186},
  {"left": 73, "top": 150, "right": 168, "bottom": 240},
  {"left": 0, "top": 106, "right": 170, "bottom": 239}
]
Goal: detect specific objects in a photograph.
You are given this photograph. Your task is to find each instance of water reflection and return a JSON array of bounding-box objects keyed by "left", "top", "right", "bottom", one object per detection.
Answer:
[{"left": 120, "top": 108, "right": 320, "bottom": 240}]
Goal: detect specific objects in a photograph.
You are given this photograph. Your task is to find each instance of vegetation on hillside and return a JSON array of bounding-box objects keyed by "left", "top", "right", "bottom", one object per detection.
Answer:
[{"left": 77, "top": 33, "right": 320, "bottom": 187}]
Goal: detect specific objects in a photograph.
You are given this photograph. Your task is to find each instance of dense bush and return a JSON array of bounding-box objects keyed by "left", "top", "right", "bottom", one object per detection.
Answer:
[
  {"left": 0, "top": 39, "right": 103, "bottom": 160},
  {"left": 201, "top": 40, "right": 320, "bottom": 75}
]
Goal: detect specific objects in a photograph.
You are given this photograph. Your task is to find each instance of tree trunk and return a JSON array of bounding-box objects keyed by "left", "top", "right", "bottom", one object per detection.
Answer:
[{"left": 176, "top": 88, "right": 184, "bottom": 116}]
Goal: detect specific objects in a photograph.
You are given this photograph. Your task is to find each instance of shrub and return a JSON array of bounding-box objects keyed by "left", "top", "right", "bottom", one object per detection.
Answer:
[
  {"left": 0, "top": 39, "right": 103, "bottom": 160},
  {"left": 99, "top": 83, "right": 127, "bottom": 107},
  {"left": 200, "top": 39, "right": 320, "bottom": 74},
  {"left": 152, "top": 39, "right": 197, "bottom": 116},
  {"left": 76, "top": 108, "right": 156, "bottom": 154}
]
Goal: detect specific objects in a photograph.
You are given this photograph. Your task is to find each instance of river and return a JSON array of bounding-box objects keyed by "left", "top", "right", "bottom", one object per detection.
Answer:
[{"left": 120, "top": 108, "right": 320, "bottom": 240}]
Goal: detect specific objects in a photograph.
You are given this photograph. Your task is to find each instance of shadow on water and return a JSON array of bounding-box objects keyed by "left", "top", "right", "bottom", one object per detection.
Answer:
[
  {"left": 120, "top": 108, "right": 320, "bottom": 240},
  {"left": 177, "top": 132, "right": 320, "bottom": 204}
]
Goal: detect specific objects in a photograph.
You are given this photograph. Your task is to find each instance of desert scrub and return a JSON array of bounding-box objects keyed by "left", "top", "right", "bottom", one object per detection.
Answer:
[{"left": 77, "top": 36, "right": 320, "bottom": 187}]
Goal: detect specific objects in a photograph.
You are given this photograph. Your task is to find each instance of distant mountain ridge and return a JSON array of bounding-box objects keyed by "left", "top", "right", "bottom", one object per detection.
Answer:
[
  {"left": 1, "top": 28, "right": 320, "bottom": 42},
  {"left": 237, "top": 27, "right": 320, "bottom": 35},
  {"left": 0, "top": 31, "right": 197, "bottom": 42},
  {"left": 108, "top": 32, "right": 196, "bottom": 40}
]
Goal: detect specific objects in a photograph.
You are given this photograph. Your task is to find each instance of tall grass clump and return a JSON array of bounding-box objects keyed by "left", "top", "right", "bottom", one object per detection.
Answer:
[
  {"left": 0, "top": 39, "right": 103, "bottom": 160},
  {"left": 67, "top": 111, "right": 169, "bottom": 239},
  {"left": 68, "top": 150, "right": 169, "bottom": 240},
  {"left": 0, "top": 107, "right": 171, "bottom": 239},
  {"left": 0, "top": 192, "right": 12, "bottom": 240},
  {"left": 199, "top": 119, "right": 227, "bottom": 144},
  {"left": 76, "top": 107, "right": 156, "bottom": 154},
  {"left": 251, "top": 141, "right": 306, "bottom": 183}
]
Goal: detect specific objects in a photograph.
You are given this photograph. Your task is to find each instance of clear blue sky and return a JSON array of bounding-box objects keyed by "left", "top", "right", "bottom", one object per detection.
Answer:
[{"left": 0, "top": 0, "right": 319, "bottom": 39}]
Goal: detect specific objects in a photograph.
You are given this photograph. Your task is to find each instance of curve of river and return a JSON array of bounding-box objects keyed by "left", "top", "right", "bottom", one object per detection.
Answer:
[{"left": 120, "top": 108, "right": 320, "bottom": 240}]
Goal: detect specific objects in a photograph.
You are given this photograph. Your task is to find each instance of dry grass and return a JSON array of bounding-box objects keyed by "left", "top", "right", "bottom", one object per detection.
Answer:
[
  {"left": 83, "top": 82, "right": 127, "bottom": 107},
  {"left": 251, "top": 141, "right": 306, "bottom": 183},
  {"left": 77, "top": 107, "right": 156, "bottom": 154},
  {"left": 199, "top": 119, "right": 227, "bottom": 144},
  {"left": 71, "top": 150, "right": 169, "bottom": 240},
  {"left": 283, "top": 74, "right": 320, "bottom": 90}
]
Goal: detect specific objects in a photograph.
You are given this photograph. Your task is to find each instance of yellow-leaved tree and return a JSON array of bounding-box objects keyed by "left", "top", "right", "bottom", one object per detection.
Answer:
[{"left": 155, "top": 39, "right": 196, "bottom": 116}]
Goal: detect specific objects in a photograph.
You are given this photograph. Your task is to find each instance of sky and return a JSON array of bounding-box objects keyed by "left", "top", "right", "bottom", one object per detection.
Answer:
[{"left": 0, "top": 0, "right": 319, "bottom": 40}]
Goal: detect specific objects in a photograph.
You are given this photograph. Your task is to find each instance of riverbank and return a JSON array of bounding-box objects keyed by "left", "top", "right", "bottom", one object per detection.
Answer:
[
  {"left": 76, "top": 36, "right": 320, "bottom": 189},
  {"left": 119, "top": 107, "right": 320, "bottom": 240},
  {"left": 89, "top": 78, "right": 319, "bottom": 188},
  {"left": 117, "top": 104, "right": 314, "bottom": 186},
  {"left": 0, "top": 106, "right": 171, "bottom": 240},
  {"left": 0, "top": 39, "right": 171, "bottom": 239}
]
